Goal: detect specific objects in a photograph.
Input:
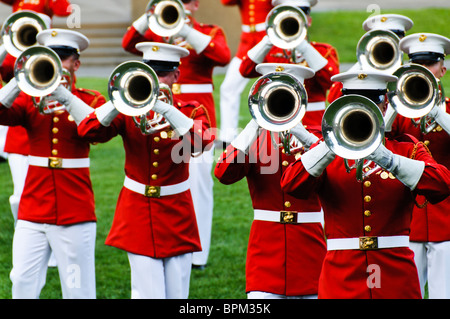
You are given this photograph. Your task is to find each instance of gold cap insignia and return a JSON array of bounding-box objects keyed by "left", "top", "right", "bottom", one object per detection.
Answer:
[
  {"left": 51, "top": 30, "right": 58, "bottom": 37},
  {"left": 358, "top": 73, "right": 368, "bottom": 80},
  {"left": 419, "top": 34, "right": 427, "bottom": 42},
  {"left": 275, "top": 66, "right": 285, "bottom": 72},
  {"left": 380, "top": 17, "right": 387, "bottom": 22},
  {"left": 152, "top": 46, "right": 159, "bottom": 52}
]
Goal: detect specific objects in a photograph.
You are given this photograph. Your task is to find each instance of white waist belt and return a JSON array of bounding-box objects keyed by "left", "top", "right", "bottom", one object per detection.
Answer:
[
  {"left": 242, "top": 22, "right": 266, "bottom": 33},
  {"left": 28, "top": 156, "right": 90, "bottom": 169},
  {"left": 254, "top": 209, "right": 324, "bottom": 224},
  {"left": 124, "top": 176, "right": 190, "bottom": 198},
  {"left": 327, "top": 235, "right": 410, "bottom": 251},
  {"left": 176, "top": 84, "right": 213, "bottom": 94},
  {"left": 307, "top": 101, "right": 326, "bottom": 112}
]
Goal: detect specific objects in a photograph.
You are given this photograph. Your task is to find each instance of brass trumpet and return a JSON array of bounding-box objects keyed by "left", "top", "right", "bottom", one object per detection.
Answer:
[
  {"left": 1, "top": 10, "right": 48, "bottom": 58},
  {"left": 248, "top": 71, "right": 308, "bottom": 154},
  {"left": 357, "top": 29, "right": 402, "bottom": 74},
  {"left": 146, "top": 0, "right": 186, "bottom": 38},
  {"left": 322, "top": 95, "right": 385, "bottom": 181},
  {"left": 265, "top": 4, "right": 308, "bottom": 50},
  {"left": 109, "top": 60, "right": 173, "bottom": 135},
  {"left": 387, "top": 63, "right": 441, "bottom": 133}
]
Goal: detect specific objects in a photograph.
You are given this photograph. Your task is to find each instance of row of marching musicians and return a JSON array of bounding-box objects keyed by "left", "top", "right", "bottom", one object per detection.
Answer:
[{"left": 0, "top": 0, "right": 449, "bottom": 299}]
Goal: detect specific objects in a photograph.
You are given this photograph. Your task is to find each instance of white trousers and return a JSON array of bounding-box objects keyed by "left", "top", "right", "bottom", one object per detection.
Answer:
[
  {"left": 189, "top": 147, "right": 214, "bottom": 266},
  {"left": 127, "top": 252, "right": 192, "bottom": 299},
  {"left": 7, "top": 153, "right": 29, "bottom": 224},
  {"left": 10, "top": 220, "right": 96, "bottom": 299},
  {"left": 410, "top": 241, "right": 450, "bottom": 299},
  {"left": 219, "top": 57, "right": 250, "bottom": 143},
  {"left": 248, "top": 291, "right": 318, "bottom": 299}
]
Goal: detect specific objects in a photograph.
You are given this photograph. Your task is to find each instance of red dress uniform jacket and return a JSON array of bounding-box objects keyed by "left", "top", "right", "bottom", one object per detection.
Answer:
[
  {"left": 0, "top": 0, "right": 72, "bottom": 17},
  {"left": 239, "top": 42, "right": 339, "bottom": 126},
  {"left": 215, "top": 129, "right": 326, "bottom": 296},
  {"left": 77, "top": 98, "right": 214, "bottom": 258},
  {"left": 3, "top": 125, "right": 29, "bottom": 155},
  {"left": 221, "top": 0, "right": 273, "bottom": 59},
  {"left": 388, "top": 99, "right": 450, "bottom": 242},
  {"left": 0, "top": 84, "right": 105, "bottom": 225},
  {"left": 0, "top": 0, "right": 73, "bottom": 82},
  {"left": 280, "top": 136, "right": 450, "bottom": 299},
  {"left": 122, "top": 18, "right": 231, "bottom": 129}
]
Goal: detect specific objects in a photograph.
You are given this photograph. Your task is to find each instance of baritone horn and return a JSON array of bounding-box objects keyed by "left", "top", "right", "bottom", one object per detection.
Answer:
[
  {"left": 1, "top": 10, "right": 48, "bottom": 58},
  {"left": 266, "top": 4, "right": 308, "bottom": 50},
  {"left": 146, "top": 0, "right": 186, "bottom": 37},
  {"left": 357, "top": 29, "right": 402, "bottom": 74},
  {"left": 248, "top": 71, "right": 308, "bottom": 154},
  {"left": 387, "top": 63, "right": 441, "bottom": 133},
  {"left": 109, "top": 60, "right": 172, "bottom": 134},
  {"left": 322, "top": 95, "right": 385, "bottom": 181}
]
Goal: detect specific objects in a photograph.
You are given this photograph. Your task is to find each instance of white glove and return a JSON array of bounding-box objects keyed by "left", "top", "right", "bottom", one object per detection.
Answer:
[
  {"left": 49, "top": 85, "right": 94, "bottom": 125},
  {"left": 428, "top": 104, "right": 450, "bottom": 135},
  {"left": 295, "top": 40, "right": 328, "bottom": 72},
  {"left": 177, "top": 24, "right": 212, "bottom": 54},
  {"left": 0, "top": 78, "right": 21, "bottom": 109},
  {"left": 247, "top": 35, "right": 273, "bottom": 64},
  {"left": 152, "top": 100, "right": 194, "bottom": 136},
  {"left": 95, "top": 101, "right": 119, "bottom": 127},
  {"left": 132, "top": 13, "right": 149, "bottom": 35},
  {"left": 290, "top": 123, "right": 319, "bottom": 149},
  {"left": 383, "top": 103, "right": 397, "bottom": 133},
  {"left": 231, "top": 119, "right": 259, "bottom": 154},
  {"left": 300, "top": 141, "right": 335, "bottom": 177},
  {"left": 366, "top": 143, "right": 425, "bottom": 190}
]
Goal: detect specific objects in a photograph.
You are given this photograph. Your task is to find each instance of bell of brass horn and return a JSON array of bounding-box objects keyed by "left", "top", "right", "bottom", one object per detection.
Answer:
[
  {"left": 322, "top": 94, "right": 385, "bottom": 160},
  {"left": 132, "top": 82, "right": 172, "bottom": 135},
  {"left": 146, "top": 0, "right": 186, "bottom": 38},
  {"left": 1, "top": 10, "right": 48, "bottom": 58},
  {"left": 14, "top": 45, "right": 62, "bottom": 97},
  {"left": 249, "top": 72, "right": 307, "bottom": 132},
  {"left": 387, "top": 63, "right": 440, "bottom": 120},
  {"left": 248, "top": 71, "right": 307, "bottom": 153},
  {"left": 108, "top": 60, "right": 160, "bottom": 119},
  {"left": 322, "top": 95, "right": 385, "bottom": 181},
  {"left": 266, "top": 4, "right": 308, "bottom": 50},
  {"left": 357, "top": 29, "right": 402, "bottom": 74}
]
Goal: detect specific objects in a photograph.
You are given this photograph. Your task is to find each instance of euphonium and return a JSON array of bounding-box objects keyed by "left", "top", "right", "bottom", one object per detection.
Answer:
[
  {"left": 265, "top": 4, "right": 308, "bottom": 50},
  {"left": 146, "top": 0, "right": 186, "bottom": 38},
  {"left": 248, "top": 71, "right": 307, "bottom": 154},
  {"left": 1, "top": 10, "right": 48, "bottom": 58},
  {"left": 387, "top": 63, "right": 441, "bottom": 133},
  {"left": 322, "top": 95, "right": 385, "bottom": 181},
  {"left": 357, "top": 29, "right": 402, "bottom": 74},
  {"left": 14, "top": 45, "right": 63, "bottom": 98}
]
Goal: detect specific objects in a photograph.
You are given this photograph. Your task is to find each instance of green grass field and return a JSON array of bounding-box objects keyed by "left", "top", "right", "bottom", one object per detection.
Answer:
[{"left": 0, "top": 8, "right": 448, "bottom": 299}]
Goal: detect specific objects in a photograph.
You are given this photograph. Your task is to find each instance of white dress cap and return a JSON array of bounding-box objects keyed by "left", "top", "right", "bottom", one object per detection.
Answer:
[
  {"left": 36, "top": 28, "right": 90, "bottom": 52},
  {"left": 331, "top": 70, "right": 397, "bottom": 90},
  {"left": 135, "top": 42, "right": 189, "bottom": 63},
  {"left": 255, "top": 63, "right": 315, "bottom": 84},
  {"left": 272, "top": 0, "right": 317, "bottom": 8},
  {"left": 399, "top": 33, "right": 450, "bottom": 56},
  {"left": 362, "top": 14, "right": 413, "bottom": 32}
]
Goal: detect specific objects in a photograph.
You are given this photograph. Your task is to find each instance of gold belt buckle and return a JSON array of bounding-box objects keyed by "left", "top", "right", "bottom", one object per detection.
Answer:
[
  {"left": 145, "top": 185, "right": 161, "bottom": 198},
  {"left": 280, "top": 211, "right": 298, "bottom": 224},
  {"left": 359, "top": 236, "right": 378, "bottom": 250},
  {"left": 249, "top": 24, "right": 256, "bottom": 33},
  {"left": 48, "top": 157, "right": 62, "bottom": 169}
]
